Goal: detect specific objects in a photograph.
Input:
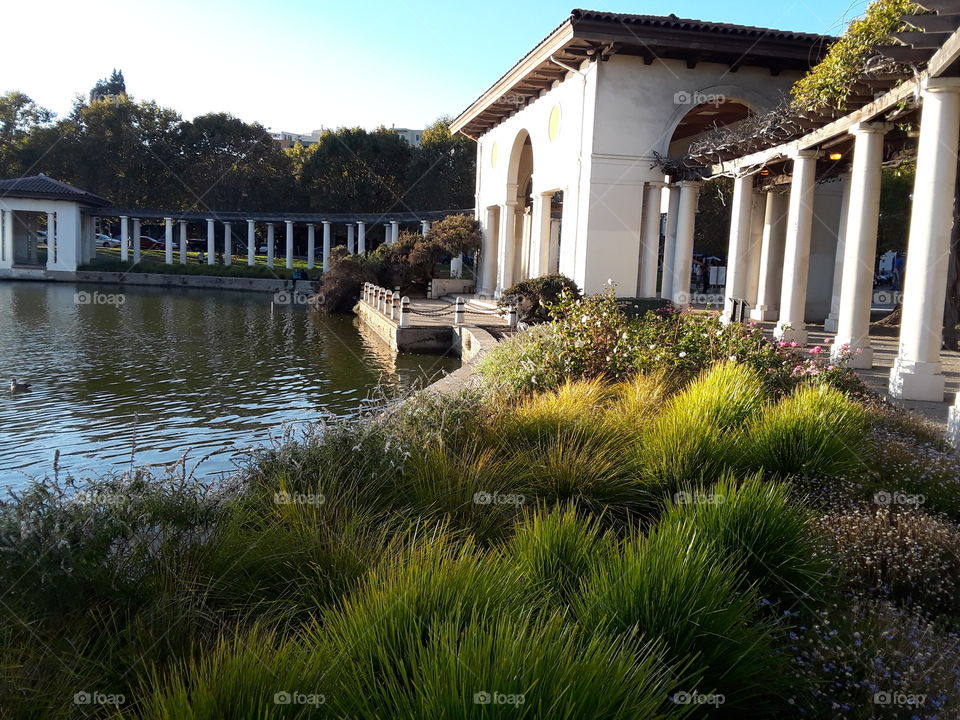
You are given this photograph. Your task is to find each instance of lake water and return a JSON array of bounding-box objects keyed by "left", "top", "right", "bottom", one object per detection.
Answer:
[{"left": 0, "top": 282, "right": 459, "bottom": 486}]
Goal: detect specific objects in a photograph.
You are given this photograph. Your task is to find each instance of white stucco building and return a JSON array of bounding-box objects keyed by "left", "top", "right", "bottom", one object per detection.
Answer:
[
  {"left": 451, "top": 10, "right": 832, "bottom": 298},
  {"left": 0, "top": 175, "right": 109, "bottom": 276}
]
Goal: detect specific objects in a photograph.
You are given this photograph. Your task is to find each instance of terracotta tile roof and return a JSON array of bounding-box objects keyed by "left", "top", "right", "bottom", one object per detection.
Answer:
[{"left": 0, "top": 175, "right": 111, "bottom": 206}]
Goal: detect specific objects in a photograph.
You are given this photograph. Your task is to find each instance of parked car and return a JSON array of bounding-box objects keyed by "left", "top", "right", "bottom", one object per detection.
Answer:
[
  {"left": 138, "top": 236, "right": 165, "bottom": 250},
  {"left": 97, "top": 234, "right": 119, "bottom": 247}
]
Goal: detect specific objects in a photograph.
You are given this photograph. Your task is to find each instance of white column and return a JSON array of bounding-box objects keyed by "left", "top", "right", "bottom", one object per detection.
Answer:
[
  {"left": 307, "top": 224, "right": 316, "bottom": 269},
  {"left": 639, "top": 182, "right": 664, "bottom": 297},
  {"left": 206, "top": 218, "right": 215, "bottom": 264},
  {"left": 0, "top": 210, "right": 10, "bottom": 268},
  {"left": 534, "top": 193, "right": 552, "bottom": 277},
  {"left": 744, "top": 191, "right": 765, "bottom": 306},
  {"left": 322, "top": 221, "right": 331, "bottom": 273},
  {"left": 120, "top": 215, "right": 129, "bottom": 261},
  {"left": 833, "top": 124, "right": 890, "bottom": 368},
  {"left": 498, "top": 202, "right": 518, "bottom": 293},
  {"left": 421, "top": 219, "right": 431, "bottom": 236},
  {"left": 132, "top": 218, "right": 141, "bottom": 263},
  {"left": 661, "top": 184, "right": 681, "bottom": 300},
  {"left": 179, "top": 221, "right": 187, "bottom": 264},
  {"left": 223, "top": 221, "right": 233, "bottom": 266},
  {"left": 358, "top": 222, "right": 366, "bottom": 255},
  {"left": 46, "top": 211, "right": 56, "bottom": 269},
  {"left": 247, "top": 220, "right": 256, "bottom": 266},
  {"left": 347, "top": 224, "right": 355, "bottom": 254},
  {"left": 824, "top": 173, "right": 853, "bottom": 333},
  {"left": 774, "top": 150, "right": 819, "bottom": 345},
  {"left": 390, "top": 220, "right": 399, "bottom": 245},
  {"left": 723, "top": 174, "right": 755, "bottom": 321},
  {"left": 481, "top": 207, "right": 499, "bottom": 295},
  {"left": 285, "top": 220, "right": 294, "bottom": 269},
  {"left": 890, "top": 81, "right": 960, "bottom": 400},
  {"left": 164, "top": 217, "right": 174, "bottom": 264},
  {"left": 670, "top": 181, "right": 701, "bottom": 307},
  {"left": 750, "top": 191, "right": 788, "bottom": 321},
  {"left": 266, "top": 223, "right": 275, "bottom": 267}
]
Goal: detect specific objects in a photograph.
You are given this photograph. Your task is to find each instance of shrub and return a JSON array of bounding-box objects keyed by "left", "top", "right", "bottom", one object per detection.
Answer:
[
  {"left": 819, "top": 506, "right": 960, "bottom": 617},
  {"left": 315, "top": 248, "right": 382, "bottom": 312},
  {"left": 477, "top": 323, "right": 570, "bottom": 393},
  {"left": 497, "top": 274, "right": 581, "bottom": 324},
  {"left": 575, "top": 520, "right": 784, "bottom": 714},
  {"left": 740, "top": 384, "right": 868, "bottom": 478},
  {"left": 607, "top": 371, "right": 675, "bottom": 428},
  {"left": 659, "top": 473, "right": 832, "bottom": 607}
]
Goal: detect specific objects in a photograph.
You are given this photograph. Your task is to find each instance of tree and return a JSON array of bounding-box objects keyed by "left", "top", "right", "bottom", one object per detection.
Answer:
[
  {"left": 694, "top": 177, "right": 733, "bottom": 259},
  {"left": 0, "top": 92, "right": 53, "bottom": 177},
  {"left": 300, "top": 127, "right": 413, "bottom": 213},
  {"left": 89, "top": 69, "right": 127, "bottom": 104},
  {"left": 176, "top": 113, "right": 298, "bottom": 211},
  {"left": 406, "top": 117, "right": 476, "bottom": 210}
]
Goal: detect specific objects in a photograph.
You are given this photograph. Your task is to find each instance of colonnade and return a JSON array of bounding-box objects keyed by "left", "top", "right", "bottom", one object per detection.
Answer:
[
  {"left": 641, "top": 180, "right": 702, "bottom": 307},
  {"left": 98, "top": 217, "right": 435, "bottom": 271},
  {"left": 719, "top": 78, "right": 960, "bottom": 406}
]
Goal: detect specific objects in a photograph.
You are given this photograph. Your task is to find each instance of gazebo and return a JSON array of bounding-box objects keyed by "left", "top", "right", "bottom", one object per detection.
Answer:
[{"left": 0, "top": 174, "right": 109, "bottom": 275}]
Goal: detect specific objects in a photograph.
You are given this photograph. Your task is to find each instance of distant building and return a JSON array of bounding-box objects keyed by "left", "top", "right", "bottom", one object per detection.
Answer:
[
  {"left": 390, "top": 127, "right": 424, "bottom": 147},
  {"left": 270, "top": 129, "right": 323, "bottom": 149}
]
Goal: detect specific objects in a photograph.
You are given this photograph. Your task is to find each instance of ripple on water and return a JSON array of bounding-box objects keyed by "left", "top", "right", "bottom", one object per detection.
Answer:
[{"left": 0, "top": 282, "right": 459, "bottom": 485}]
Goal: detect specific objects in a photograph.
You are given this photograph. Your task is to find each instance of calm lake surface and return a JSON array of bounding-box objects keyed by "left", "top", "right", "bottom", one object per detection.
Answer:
[{"left": 0, "top": 282, "right": 459, "bottom": 486}]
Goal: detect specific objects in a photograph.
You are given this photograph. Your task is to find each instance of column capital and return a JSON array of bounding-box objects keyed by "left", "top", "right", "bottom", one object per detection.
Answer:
[
  {"left": 119, "top": 215, "right": 129, "bottom": 220},
  {"left": 791, "top": 149, "right": 820, "bottom": 160},
  {"left": 247, "top": 218, "right": 255, "bottom": 224},
  {"left": 306, "top": 223, "right": 316, "bottom": 229},
  {"left": 504, "top": 200, "right": 522, "bottom": 208},
  {"left": 163, "top": 217, "right": 173, "bottom": 223},
  {"left": 924, "top": 77, "right": 960, "bottom": 93},
  {"left": 677, "top": 180, "right": 702, "bottom": 188},
  {"left": 285, "top": 219, "right": 294, "bottom": 226},
  {"left": 322, "top": 220, "right": 331, "bottom": 226},
  {"left": 644, "top": 180, "right": 668, "bottom": 189},
  {"left": 848, "top": 121, "right": 894, "bottom": 136}
]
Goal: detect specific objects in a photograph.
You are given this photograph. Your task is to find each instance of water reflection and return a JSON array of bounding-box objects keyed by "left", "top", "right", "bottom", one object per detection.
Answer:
[{"left": 0, "top": 282, "right": 459, "bottom": 485}]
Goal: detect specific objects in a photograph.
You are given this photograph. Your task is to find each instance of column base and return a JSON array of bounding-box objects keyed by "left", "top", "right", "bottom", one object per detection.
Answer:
[
  {"left": 949, "top": 402, "right": 960, "bottom": 450},
  {"left": 823, "top": 314, "right": 839, "bottom": 333},
  {"left": 749, "top": 306, "right": 778, "bottom": 322},
  {"left": 832, "top": 341, "right": 872, "bottom": 369},
  {"left": 774, "top": 321, "right": 807, "bottom": 345},
  {"left": 888, "top": 358, "right": 945, "bottom": 401}
]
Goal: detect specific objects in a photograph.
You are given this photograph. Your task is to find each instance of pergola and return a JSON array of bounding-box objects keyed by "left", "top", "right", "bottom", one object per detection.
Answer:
[{"left": 673, "top": 0, "right": 960, "bottom": 438}]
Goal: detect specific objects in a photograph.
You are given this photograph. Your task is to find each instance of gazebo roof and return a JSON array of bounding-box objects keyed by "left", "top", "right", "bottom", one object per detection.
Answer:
[
  {"left": 450, "top": 10, "right": 834, "bottom": 138},
  {"left": 0, "top": 175, "right": 111, "bottom": 207}
]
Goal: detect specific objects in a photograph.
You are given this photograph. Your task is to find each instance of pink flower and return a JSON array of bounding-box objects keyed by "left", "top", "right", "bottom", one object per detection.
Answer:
[{"left": 809, "top": 346, "right": 823, "bottom": 355}]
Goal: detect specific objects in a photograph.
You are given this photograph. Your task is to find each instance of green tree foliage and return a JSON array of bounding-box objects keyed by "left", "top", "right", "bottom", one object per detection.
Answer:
[
  {"left": 88, "top": 69, "right": 127, "bottom": 103},
  {"left": 878, "top": 164, "right": 914, "bottom": 255},
  {"left": 0, "top": 91, "right": 52, "bottom": 177},
  {"left": 300, "top": 127, "right": 413, "bottom": 213},
  {"left": 791, "top": 0, "right": 919, "bottom": 111},
  {"left": 694, "top": 176, "right": 733, "bottom": 258},
  {"left": 406, "top": 117, "right": 476, "bottom": 210}
]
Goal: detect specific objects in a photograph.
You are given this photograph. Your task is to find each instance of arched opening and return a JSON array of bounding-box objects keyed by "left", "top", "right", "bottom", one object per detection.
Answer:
[
  {"left": 504, "top": 131, "right": 534, "bottom": 288},
  {"left": 668, "top": 99, "right": 752, "bottom": 157}
]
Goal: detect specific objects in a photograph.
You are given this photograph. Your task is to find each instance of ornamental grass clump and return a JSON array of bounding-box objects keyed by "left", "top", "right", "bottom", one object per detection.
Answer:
[
  {"left": 574, "top": 521, "right": 784, "bottom": 715},
  {"left": 638, "top": 362, "right": 767, "bottom": 491},
  {"left": 740, "top": 384, "right": 868, "bottom": 478},
  {"left": 659, "top": 473, "right": 832, "bottom": 607},
  {"left": 506, "top": 504, "right": 617, "bottom": 605}
]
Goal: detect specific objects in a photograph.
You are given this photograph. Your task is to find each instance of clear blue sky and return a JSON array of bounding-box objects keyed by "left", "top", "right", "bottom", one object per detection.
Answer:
[{"left": 2, "top": 0, "right": 868, "bottom": 133}]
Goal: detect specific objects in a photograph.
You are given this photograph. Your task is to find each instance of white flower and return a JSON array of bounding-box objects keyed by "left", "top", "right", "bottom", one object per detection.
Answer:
[
  {"left": 728, "top": 355, "right": 737, "bottom": 362},
  {"left": 678, "top": 351, "right": 687, "bottom": 358}
]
